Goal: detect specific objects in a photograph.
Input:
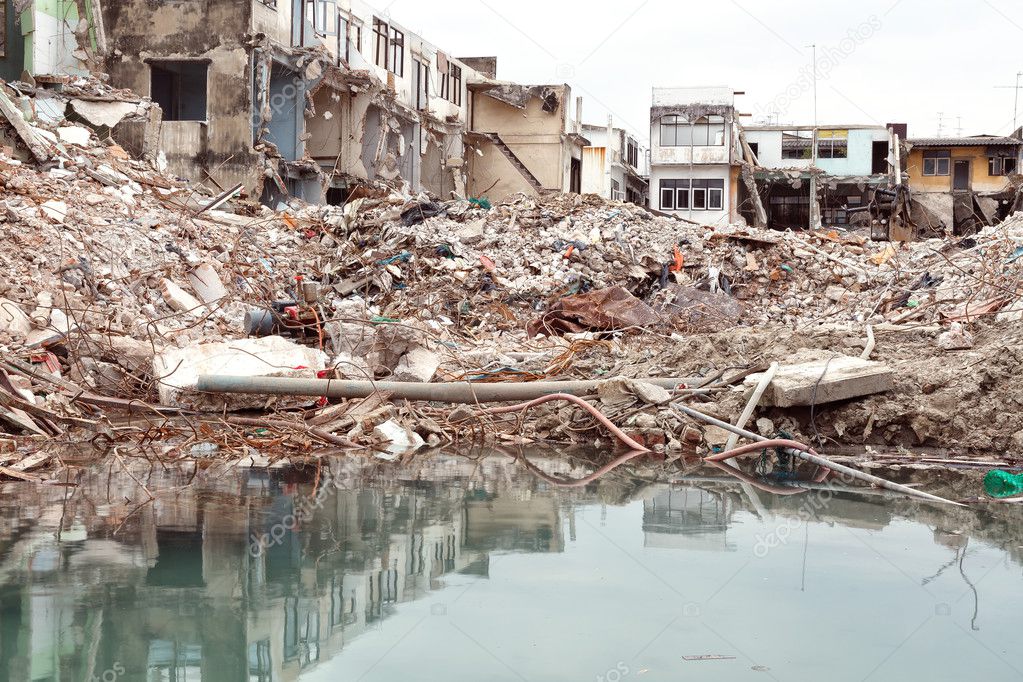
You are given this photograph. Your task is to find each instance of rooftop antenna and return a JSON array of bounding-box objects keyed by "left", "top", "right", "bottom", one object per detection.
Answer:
[
  {"left": 956, "top": 116, "right": 963, "bottom": 137},
  {"left": 994, "top": 71, "right": 1023, "bottom": 132},
  {"left": 937, "top": 112, "right": 945, "bottom": 138},
  {"left": 806, "top": 44, "right": 818, "bottom": 129}
]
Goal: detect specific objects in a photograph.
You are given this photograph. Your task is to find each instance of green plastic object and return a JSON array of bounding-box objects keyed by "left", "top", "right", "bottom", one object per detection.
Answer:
[{"left": 984, "top": 470, "right": 1023, "bottom": 498}]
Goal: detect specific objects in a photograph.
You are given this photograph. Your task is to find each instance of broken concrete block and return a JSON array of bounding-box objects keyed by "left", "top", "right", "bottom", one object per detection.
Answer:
[
  {"left": 153, "top": 336, "right": 328, "bottom": 409},
  {"left": 825, "top": 285, "right": 847, "bottom": 303},
  {"left": 391, "top": 346, "right": 441, "bottom": 383},
  {"left": 39, "top": 200, "right": 67, "bottom": 223},
  {"left": 749, "top": 356, "right": 894, "bottom": 408},
  {"left": 57, "top": 126, "right": 91, "bottom": 146},
  {"left": 373, "top": 419, "right": 426, "bottom": 459},
  {"left": 160, "top": 278, "right": 202, "bottom": 314},
  {"left": 628, "top": 380, "right": 672, "bottom": 406},
  {"left": 0, "top": 298, "right": 32, "bottom": 340},
  {"left": 186, "top": 263, "right": 228, "bottom": 305},
  {"left": 937, "top": 322, "right": 974, "bottom": 351}
]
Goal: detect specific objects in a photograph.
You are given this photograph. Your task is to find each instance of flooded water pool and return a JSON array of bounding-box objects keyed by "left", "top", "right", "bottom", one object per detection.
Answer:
[{"left": 0, "top": 453, "right": 1020, "bottom": 681}]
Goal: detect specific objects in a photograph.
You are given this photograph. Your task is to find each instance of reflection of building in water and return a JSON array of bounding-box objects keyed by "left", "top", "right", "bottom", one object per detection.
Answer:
[
  {"left": 642, "top": 486, "right": 737, "bottom": 552},
  {"left": 0, "top": 458, "right": 572, "bottom": 681}
]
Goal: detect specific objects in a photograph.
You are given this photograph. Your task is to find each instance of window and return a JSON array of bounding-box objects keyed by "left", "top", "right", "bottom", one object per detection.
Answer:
[
  {"left": 340, "top": 17, "right": 362, "bottom": 63},
  {"left": 150, "top": 61, "right": 208, "bottom": 121},
  {"left": 412, "top": 58, "right": 429, "bottom": 110},
  {"left": 989, "top": 155, "right": 1019, "bottom": 176},
  {"left": 389, "top": 27, "right": 404, "bottom": 77},
  {"left": 659, "top": 115, "right": 725, "bottom": 147},
  {"left": 817, "top": 129, "right": 848, "bottom": 159},
  {"left": 660, "top": 115, "right": 687, "bottom": 147},
  {"left": 697, "top": 179, "right": 724, "bottom": 210},
  {"left": 447, "top": 64, "right": 462, "bottom": 105},
  {"left": 611, "top": 179, "right": 623, "bottom": 201},
  {"left": 307, "top": 0, "right": 336, "bottom": 36},
  {"left": 373, "top": 17, "right": 388, "bottom": 69},
  {"left": 257, "top": 0, "right": 277, "bottom": 8},
  {"left": 781, "top": 130, "right": 814, "bottom": 159},
  {"left": 659, "top": 179, "right": 690, "bottom": 211},
  {"left": 248, "top": 640, "right": 273, "bottom": 682},
  {"left": 923, "top": 150, "right": 950, "bottom": 176},
  {"left": 626, "top": 141, "right": 639, "bottom": 168}
]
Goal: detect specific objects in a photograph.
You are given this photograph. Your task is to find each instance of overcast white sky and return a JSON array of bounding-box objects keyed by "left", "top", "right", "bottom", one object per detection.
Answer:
[{"left": 382, "top": 0, "right": 1022, "bottom": 145}]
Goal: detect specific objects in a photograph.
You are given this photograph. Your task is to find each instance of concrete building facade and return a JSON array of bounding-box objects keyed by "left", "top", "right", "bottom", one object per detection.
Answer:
[
  {"left": 581, "top": 119, "right": 647, "bottom": 205},
  {"left": 648, "top": 86, "right": 739, "bottom": 225}
]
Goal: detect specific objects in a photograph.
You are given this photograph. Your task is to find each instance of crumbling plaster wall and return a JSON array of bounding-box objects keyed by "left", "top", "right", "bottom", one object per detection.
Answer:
[
  {"left": 102, "top": 0, "right": 262, "bottom": 192},
  {"left": 471, "top": 90, "right": 568, "bottom": 190}
]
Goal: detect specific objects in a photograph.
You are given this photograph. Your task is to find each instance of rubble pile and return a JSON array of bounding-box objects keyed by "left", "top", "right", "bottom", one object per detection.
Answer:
[{"left": 2, "top": 79, "right": 1023, "bottom": 473}]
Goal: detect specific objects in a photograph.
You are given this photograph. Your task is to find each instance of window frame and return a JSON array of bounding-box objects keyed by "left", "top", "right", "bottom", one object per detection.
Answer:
[
  {"left": 373, "top": 17, "right": 388, "bottom": 70},
  {"left": 412, "top": 58, "right": 429, "bottom": 110},
  {"left": 389, "top": 26, "right": 405, "bottom": 77},
  {"left": 923, "top": 150, "right": 951, "bottom": 176},
  {"left": 448, "top": 64, "right": 462, "bottom": 106}
]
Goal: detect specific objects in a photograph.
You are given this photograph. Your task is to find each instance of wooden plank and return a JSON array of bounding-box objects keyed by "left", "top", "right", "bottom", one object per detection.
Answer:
[{"left": 750, "top": 357, "right": 894, "bottom": 408}]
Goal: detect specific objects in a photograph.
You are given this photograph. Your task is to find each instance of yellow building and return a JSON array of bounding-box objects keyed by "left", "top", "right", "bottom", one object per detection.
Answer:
[{"left": 906, "top": 135, "right": 1021, "bottom": 194}]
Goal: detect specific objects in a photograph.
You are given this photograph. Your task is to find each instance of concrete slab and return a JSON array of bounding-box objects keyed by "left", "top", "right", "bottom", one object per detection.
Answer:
[{"left": 748, "top": 356, "right": 894, "bottom": 408}]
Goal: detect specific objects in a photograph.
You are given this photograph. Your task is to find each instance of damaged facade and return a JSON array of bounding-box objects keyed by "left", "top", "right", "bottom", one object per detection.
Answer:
[
  {"left": 581, "top": 119, "right": 648, "bottom": 205},
  {"left": 0, "top": 0, "right": 105, "bottom": 82},
  {"left": 93, "top": 0, "right": 586, "bottom": 206},
  {"left": 741, "top": 123, "right": 903, "bottom": 236},
  {"left": 649, "top": 86, "right": 740, "bottom": 225},
  {"left": 905, "top": 132, "right": 1023, "bottom": 234}
]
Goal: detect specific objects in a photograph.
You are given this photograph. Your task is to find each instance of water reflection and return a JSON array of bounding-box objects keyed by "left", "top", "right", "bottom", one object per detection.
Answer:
[{"left": 0, "top": 454, "right": 1019, "bottom": 681}]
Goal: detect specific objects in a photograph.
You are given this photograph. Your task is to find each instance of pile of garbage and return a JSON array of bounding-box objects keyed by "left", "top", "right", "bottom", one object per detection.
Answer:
[{"left": 2, "top": 76, "right": 1023, "bottom": 475}]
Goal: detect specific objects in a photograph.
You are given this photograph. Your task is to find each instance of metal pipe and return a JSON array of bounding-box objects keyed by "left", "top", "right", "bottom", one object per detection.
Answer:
[
  {"left": 197, "top": 375, "right": 703, "bottom": 404},
  {"left": 671, "top": 403, "right": 963, "bottom": 507}
]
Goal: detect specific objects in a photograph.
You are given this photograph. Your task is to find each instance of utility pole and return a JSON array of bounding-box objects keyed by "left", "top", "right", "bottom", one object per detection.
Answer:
[{"left": 995, "top": 71, "right": 1023, "bottom": 132}]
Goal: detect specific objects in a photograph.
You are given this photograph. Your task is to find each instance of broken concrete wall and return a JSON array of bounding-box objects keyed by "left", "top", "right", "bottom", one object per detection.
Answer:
[
  {"left": 468, "top": 86, "right": 572, "bottom": 199},
  {"left": 102, "top": 0, "right": 263, "bottom": 192}
]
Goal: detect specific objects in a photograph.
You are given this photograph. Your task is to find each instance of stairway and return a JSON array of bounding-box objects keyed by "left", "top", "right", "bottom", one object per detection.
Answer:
[{"left": 481, "top": 133, "right": 545, "bottom": 192}]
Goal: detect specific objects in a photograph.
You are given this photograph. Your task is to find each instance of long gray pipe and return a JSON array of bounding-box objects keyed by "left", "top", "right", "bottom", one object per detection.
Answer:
[
  {"left": 672, "top": 403, "right": 964, "bottom": 507},
  {"left": 196, "top": 375, "right": 703, "bottom": 404}
]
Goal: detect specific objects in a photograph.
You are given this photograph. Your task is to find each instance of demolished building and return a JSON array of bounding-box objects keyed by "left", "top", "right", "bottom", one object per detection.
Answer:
[
  {"left": 91, "top": 0, "right": 586, "bottom": 207},
  {"left": 905, "top": 132, "right": 1023, "bottom": 234},
  {"left": 741, "top": 123, "right": 905, "bottom": 237}
]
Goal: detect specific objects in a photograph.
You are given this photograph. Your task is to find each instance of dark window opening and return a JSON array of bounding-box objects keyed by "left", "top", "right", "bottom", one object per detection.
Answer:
[
  {"left": 389, "top": 27, "right": 404, "bottom": 77},
  {"left": 326, "top": 187, "right": 347, "bottom": 205},
  {"left": 871, "top": 140, "right": 889, "bottom": 174},
  {"left": 747, "top": 142, "right": 759, "bottom": 161},
  {"left": 447, "top": 64, "right": 462, "bottom": 105},
  {"left": 373, "top": 17, "right": 388, "bottom": 69},
  {"left": 150, "top": 61, "right": 208, "bottom": 121},
  {"left": 989, "top": 155, "right": 1019, "bottom": 176}
]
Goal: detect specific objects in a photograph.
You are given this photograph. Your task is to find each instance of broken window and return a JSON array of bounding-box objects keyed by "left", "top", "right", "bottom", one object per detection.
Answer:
[
  {"left": 412, "top": 59, "right": 429, "bottom": 110},
  {"left": 389, "top": 27, "right": 405, "bottom": 77},
  {"left": 306, "top": 0, "right": 336, "bottom": 36},
  {"left": 989, "top": 155, "right": 1019, "bottom": 176},
  {"left": 781, "top": 130, "right": 814, "bottom": 160},
  {"left": 923, "top": 150, "right": 950, "bottom": 176},
  {"left": 373, "top": 18, "right": 388, "bottom": 69},
  {"left": 150, "top": 61, "right": 208, "bottom": 122},
  {"left": 447, "top": 64, "right": 462, "bottom": 106},
  {"left": 339, "top": 18, "right": 363, "bottom": 63},
  {"left": 817, "top": 129, "right": 848, "bottom": 159}
]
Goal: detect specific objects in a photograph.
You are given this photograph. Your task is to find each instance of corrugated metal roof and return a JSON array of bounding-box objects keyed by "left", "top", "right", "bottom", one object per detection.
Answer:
[{"left": 908, "top": 136, "right": 1022, "bottom": 147}]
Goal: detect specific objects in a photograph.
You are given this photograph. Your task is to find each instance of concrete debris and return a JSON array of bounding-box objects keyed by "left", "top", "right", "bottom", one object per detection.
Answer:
[
  {"left": 748, "top": 356, "right": 895, "bottom": 408},
  {"left": 153, "top": 336, "right": 328, "bottom": 409},
  {"left": 0, "top": 71, "right": 1022, "bottom": 475}
]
